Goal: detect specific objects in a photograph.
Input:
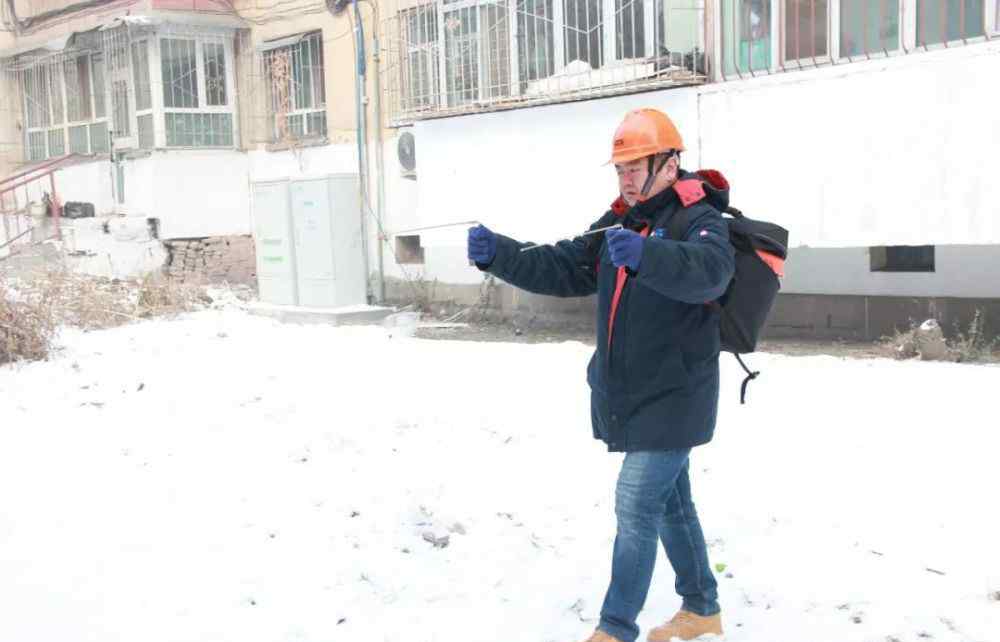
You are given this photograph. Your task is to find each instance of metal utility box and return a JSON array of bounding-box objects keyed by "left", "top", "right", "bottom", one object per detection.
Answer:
[{"left": 251, "top": 175, "right": 366, "bottom": 308}]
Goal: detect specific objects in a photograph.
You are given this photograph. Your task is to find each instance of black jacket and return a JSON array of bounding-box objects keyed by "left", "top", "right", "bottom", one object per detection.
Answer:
[{"left": 481, "top": 171, "right": 736, "bottom": 451}]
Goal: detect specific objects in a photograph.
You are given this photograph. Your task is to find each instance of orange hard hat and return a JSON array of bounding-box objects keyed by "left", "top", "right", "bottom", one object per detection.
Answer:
[{"left": 608, "top": 108, "right": 685, "bottom": 165}]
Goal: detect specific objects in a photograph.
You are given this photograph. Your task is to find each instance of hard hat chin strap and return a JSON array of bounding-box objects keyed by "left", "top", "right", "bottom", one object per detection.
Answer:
[{"left": 640, "top": 151, "right": 676, "bottom": 197}]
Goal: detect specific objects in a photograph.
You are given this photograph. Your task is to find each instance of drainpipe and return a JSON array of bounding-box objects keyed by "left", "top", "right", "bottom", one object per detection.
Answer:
[
  {"left": 350, "top": 0, "right": 374, "bottom": 303},
  {"left": 362, "top": 0, "right": 387, "bottom": 304}
]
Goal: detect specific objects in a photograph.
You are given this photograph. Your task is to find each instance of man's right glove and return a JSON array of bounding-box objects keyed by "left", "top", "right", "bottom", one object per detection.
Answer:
[{"left": 467, "top": 224, "right": 497, "bottom": 266}]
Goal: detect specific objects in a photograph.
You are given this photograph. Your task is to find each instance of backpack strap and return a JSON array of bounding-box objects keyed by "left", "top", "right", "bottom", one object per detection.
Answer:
[{"left": 734, "top": 353, "right": 760, "bottom": 405}]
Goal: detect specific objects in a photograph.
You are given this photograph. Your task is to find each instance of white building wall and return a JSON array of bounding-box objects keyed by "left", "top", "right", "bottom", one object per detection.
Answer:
[
  {"left": 51, "top": 151, "right": 253, "bottom": 239},
  {"left": 386, "top": 39, "right": 1000, "bottom": 295},
  {"left": 783, "top": 246, "right": 1000, "bottom": 298},
  {"left": 699, "top": 40, "right": 1000, "bottom": 249}
]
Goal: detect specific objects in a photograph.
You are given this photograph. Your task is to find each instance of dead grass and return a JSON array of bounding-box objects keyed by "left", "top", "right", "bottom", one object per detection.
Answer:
[
  {"left": 879, "top": 311, "right": 998, "bottom": 363},
  {"left": 1, "top": 270, "right": 208, "bottom": 365},
  {"left": 0, "top": 289, "right": 56, "bottom": 365}
]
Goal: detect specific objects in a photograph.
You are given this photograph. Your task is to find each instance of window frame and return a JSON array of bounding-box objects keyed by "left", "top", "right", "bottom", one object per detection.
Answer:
[
  {"left": 781, "top": 0, "right": 832, "bottom": 66},
  {"left": 155, "top": 33, "right": 239, "bottom": 149},
  {"left": 913, "top": 0, "right": 988, "bottom": 49},
  {"left": 716, "top": 0, "right": 991, "bottom": 80},
  {"left": 262, "top": 30, "right": 328, "bottom": 143},
  {"left": 20, "top": 52, "right": 111, "bottom": 162},
  {"left": 397, "top": 0, "right": 667, "bottom": 112}
]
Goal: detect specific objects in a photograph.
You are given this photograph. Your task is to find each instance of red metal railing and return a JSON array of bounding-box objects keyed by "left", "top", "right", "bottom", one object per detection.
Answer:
[{"left": 0, "top": 153, "right": 84, "bottom": 250}]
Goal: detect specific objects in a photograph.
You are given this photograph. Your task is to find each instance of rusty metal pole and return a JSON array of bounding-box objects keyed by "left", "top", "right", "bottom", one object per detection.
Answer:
[{"left": 48, "top": 171, "right": 60, "bottom": 241}]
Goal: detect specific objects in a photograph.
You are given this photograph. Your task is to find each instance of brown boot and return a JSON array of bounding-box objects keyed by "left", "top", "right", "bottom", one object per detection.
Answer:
[
  {"left": 581, "top": 630, "right": 626, "bottom": 642},
  {"left": 647, "top": 610, "right": 723, "bottom": 641}
]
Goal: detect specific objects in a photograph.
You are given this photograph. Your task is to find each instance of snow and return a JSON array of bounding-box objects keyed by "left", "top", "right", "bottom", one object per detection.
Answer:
[{"left": 1, "top": 310, "right": 998, "bottom": 642}]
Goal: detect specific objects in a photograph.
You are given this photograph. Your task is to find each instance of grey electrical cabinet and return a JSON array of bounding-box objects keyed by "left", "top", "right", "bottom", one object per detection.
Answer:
[{"left": 251, "top": 175, "right": 366, "bottom": 308}]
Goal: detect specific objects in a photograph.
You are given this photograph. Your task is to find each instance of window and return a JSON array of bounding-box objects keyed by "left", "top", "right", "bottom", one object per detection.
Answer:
[
  {"left": 840, "top": 0, "right": 899, "bottom": 57},
  {"left": 19, "top": 53, "right": 109, "bottom": 161},
  {"left": 516, "top": 0, "right": 555, "bottom": 90},
  {"left": 916, "top": 0, "right": 984, "bottom": 46},
  {"left": 264, "top": 31, "right": 327, "bottom": 142},
  {"left": 64, "top": 57, "right": 93, "bottom": 122},
  {"left": 870, "top": 246, "right": 936, "bottom": 272},
  {"left": 160, "top": 36, "right": 235, "bottom": 147},
  {"left": 565, "top": 0, "right": 604, "bottom": 69},
  {"left": 92, "top": 54, "right": 106, "bottom": 118},
  {"left": 391, "top": 0, "right": 685, "bottom": 119},
  {"left": 784, "top": 0, "right": 828, "bottom": 62},
  {"left": 722, "top": 0, "right": 772, "bottom": 75},
  {"left": 440, "top": 3, "right": 512, "bottom": 105},
  {"left": 400, "top": 8, "right": 441, "bottom": 110},
  {"left": 132, "top": 41, "right": 152, "bottom": 111},
  {"left": 132, "top": 41, "right": 154, "bottom": 149}
]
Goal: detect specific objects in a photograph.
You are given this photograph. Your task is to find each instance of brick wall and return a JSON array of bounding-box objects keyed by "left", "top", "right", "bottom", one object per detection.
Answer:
[{"left": 163, "top": 235, "right": 257, "bottom": 287}]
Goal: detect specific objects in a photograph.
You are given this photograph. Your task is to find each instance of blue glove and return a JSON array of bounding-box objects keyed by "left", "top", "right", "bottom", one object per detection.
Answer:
[
  {"left": 467, "top": 224, "right": 497, "bottom": 265},
  {"left": 606, "top": 228, "right": 644, "bottom": 271}
]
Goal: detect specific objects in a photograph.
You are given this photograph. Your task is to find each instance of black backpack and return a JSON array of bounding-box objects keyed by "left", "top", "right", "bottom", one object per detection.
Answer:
[{"left": 668, "top": 206, "right": 789, "bottom": 404}]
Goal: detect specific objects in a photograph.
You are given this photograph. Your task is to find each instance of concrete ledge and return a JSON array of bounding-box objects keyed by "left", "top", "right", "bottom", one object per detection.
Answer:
[
  {"left": 247, "top": 302, "right": 395, "bottom": 326},
  {"left": 384, "top": 277, "right": 1000, "bottom": 341}
]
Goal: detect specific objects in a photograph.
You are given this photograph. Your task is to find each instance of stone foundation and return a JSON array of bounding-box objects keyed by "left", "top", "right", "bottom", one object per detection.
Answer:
[{"left": 164, "top": 235, "right": 256, "bottom": 286}]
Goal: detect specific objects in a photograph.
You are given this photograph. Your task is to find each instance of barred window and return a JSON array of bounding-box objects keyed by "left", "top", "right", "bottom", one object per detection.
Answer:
[
  {"left": 160, "top": 35, "right": 235, "bottom": 148},
  {"left": 18, "top": 53, "right": 109, "bottom": 160},
  {"left": 388, "top": 0, "right": 700, "bottom": 122},
  {"left": 263, "top": 31, "right": 327, "bottom": 142}
]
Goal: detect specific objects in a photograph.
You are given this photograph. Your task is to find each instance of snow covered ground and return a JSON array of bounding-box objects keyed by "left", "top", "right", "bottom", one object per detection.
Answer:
[{"left": 1, "top": 309, "right": 997, "bottom": 642}]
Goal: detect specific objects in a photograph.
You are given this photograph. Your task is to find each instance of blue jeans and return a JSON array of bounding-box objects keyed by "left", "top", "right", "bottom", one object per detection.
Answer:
[{"left": 598, "top": 450, "right": 720, "bottom": 642}]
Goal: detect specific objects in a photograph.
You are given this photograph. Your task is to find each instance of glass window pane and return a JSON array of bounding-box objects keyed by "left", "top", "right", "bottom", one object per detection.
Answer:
[
  {"left": 564, "top": 0, "right": 604, "bottom": 69},
  {"left": 445, "top": 7, "right": 480, "bottom": 105},
  {"left": 287, "top": 113, "right": 305, "bottom": 138},
  {"left": 311, "top": 35, "right": 326, "bottom": 106},
  {"left": 917, "top": 0, "right": 984, "bottom": 45},
  {"left": 721, "top": 0, "right": 771, "bottom": 75},
  {"left": 138, "top": 114, "right": 154, "bottom": 148},
  {"left": 48, "top": 129, "right": 65, "bottom": 157},
  {"left": 481, "top": 2, "right": 511, "bottom": 99},
  {"left": 784, "top": 0, "right": 828, "bottom": 61},
  {"left": 64, "top": 56, "right": 93, "bottom": 122},
  {"left": 161, "top": 38, "right": 199, "bottom": 108},
  {"left": 165, "top": 113, "right": 233, "bottom": 147},
  {"left": 205, "top": 42, "right": 228, "bottom": 106},
  {"left": 90, "top": 122, "right": 109, "bottom": 153},
  {"left": 48, "top": 65, "right": 64, "bottom": 125},
  {"left": 403, "top": 9, "right": 441, "bottom": 109},
  {"left": 23, "top": 66, "right": 52, "bottom": 129},
  {"left": 92, "top": 54, "right": 107, "bottom": 118},
  {"left": 28, "top": 131, "right": 47, "bottom": 161},
  {"left": 68, "top": 124, "right": 90, "bottom": 154},
  {"left": 294, "top": 38, "right": 314, "bottom": 110},
  {"left": 306, "top": 110, "right": 327, "bottom": 137},
  {"left": 517, "top": 0, "right": 556, "bottom": 91},
  {"left": 840, "top": 0, "right": 900, "bottom": 56},
  {"left": 111, "top": 79, "right": 131, "bottom": 137},
  {"left": 615, "top": 0, "right": 645, "bottom": 59},
  {"left": 132, "top": 41, "right": 152, "bottom": 111}
]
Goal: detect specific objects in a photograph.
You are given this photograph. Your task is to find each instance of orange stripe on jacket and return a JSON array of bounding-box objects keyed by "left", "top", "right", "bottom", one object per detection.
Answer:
[{"left": 607, "top": 227, "right": 650, "bottom": 349}]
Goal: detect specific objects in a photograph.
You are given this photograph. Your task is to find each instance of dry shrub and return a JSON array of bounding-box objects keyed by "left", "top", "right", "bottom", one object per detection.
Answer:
[
  {"left": 0, "top": 285, "right": 57, "bottom": 365},
  {"left": 880, "top": 311, "right": 997, "bottom": 363},
  {"left": 1, "top": 270, "right": 207, "bottom": 364}
]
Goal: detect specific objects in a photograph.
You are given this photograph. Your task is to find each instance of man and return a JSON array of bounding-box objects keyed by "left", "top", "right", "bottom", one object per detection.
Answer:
[{"left": 467, "top": 108, "right": 735, "bottom": 642}]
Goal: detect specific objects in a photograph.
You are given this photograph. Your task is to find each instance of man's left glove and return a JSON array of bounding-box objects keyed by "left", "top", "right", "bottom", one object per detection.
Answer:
[{"left": 606, "top": 228, "right": 644, "bottom": 271}]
